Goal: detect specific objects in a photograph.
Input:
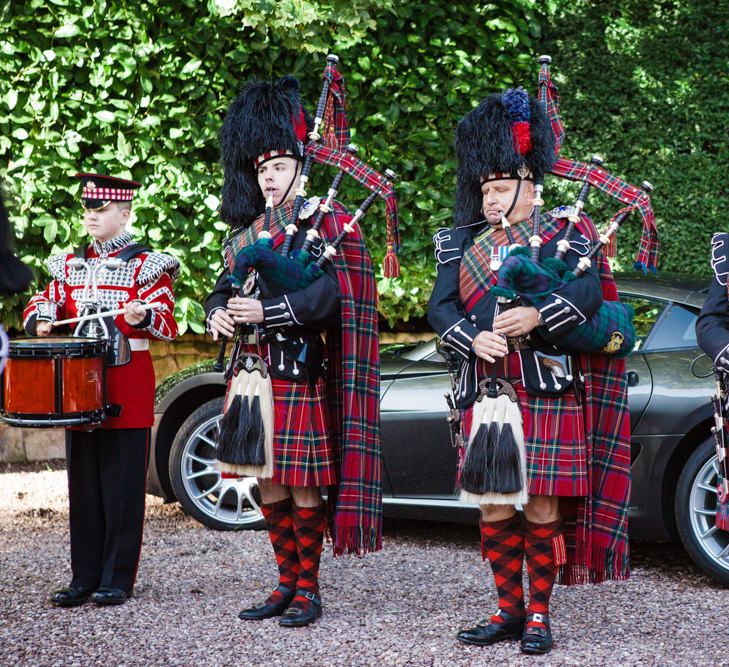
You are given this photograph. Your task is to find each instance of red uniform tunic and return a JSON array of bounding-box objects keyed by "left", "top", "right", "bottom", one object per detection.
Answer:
[{"left": 23, "top": 232, "right": 178, "bottom": 428}]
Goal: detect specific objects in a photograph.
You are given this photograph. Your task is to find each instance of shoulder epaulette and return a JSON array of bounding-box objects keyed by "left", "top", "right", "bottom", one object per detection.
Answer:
[
  {"left": 46, "top": 252, "right": 70, "bottom": 282},
  {"left": 137, "top": 251, "right": 180, "bottom": 284},
  {"left": 433, "top": 227, "right": 461, "bottom": 265},
  {"left": 711, "top": 233, "right": 729, "bottom": 286}
]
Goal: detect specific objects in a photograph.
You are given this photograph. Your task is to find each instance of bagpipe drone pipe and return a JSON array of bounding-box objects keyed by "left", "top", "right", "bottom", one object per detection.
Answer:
[
  {"left": 712, "top": 370, "right": 729, "bottom": 531},
  {"left": 489, "top": 56, "right": 658, "bottom": 359}
]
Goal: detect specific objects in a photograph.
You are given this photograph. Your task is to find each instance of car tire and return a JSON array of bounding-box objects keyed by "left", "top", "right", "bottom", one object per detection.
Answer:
[
  {"left": 169, "top": 396, "right": 265, "bottom": 531},
  {"left": 675, "top": 437, "right": 729, "bottom": 586}
]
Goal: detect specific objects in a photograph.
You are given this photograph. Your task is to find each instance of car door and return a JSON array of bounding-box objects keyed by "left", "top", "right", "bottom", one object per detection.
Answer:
[
  {"left": 379, "top": 360, "right": 459, "bottom": 498},
  {"left": 619, "top": 293, "right": 666, "bottom": 430}
]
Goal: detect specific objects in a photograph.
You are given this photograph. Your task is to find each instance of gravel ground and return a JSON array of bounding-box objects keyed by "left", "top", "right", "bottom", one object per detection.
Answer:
[{"left": 0, "top": 467, "right": 725, "bottom": 667}]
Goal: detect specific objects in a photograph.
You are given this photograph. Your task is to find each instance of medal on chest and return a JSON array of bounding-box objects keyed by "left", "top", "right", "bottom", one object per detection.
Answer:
[{"left": 489, "top": 245, "right": 509, "bottom": 272}]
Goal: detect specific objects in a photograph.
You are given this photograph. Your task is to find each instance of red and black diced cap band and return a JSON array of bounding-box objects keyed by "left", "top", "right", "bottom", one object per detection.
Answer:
[{"left": 75, "top": 173, "right": 142, "bottom": 209}]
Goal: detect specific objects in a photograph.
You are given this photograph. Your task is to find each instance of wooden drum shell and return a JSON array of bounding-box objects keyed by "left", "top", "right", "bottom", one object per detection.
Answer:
[{"left": 0, "top": 337, "right": 107, "bottom": 428}]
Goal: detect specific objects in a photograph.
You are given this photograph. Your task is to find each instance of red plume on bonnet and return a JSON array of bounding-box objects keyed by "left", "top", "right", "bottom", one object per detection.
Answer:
[
  {"left": 292, "top": 108, "right": 307, "bottom": 144},
  {"left": 503, "top": 87, "right": 533, "bottom": 156}
]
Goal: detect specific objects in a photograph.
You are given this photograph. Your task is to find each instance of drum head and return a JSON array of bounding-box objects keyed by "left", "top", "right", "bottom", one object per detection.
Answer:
[{"left": 9, "top": 336, "right": 107, "bottom": 358}]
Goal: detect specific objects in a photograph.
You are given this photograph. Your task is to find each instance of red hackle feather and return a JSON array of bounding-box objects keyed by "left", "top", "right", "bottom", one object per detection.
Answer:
[
  {"left": 292, "top": 108, "right": 307, "bottom": 143},
  {"left": 512, "top": 121, "right": 532, "bottom": 156}
]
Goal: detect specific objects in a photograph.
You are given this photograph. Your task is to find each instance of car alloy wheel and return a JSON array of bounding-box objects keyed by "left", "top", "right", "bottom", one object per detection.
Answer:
[
  {"left": 676, "top": 437, "right": 729, "bottom": 585},
  {"left": 169, "top": 397, "right": 264, "bottom": 531}
]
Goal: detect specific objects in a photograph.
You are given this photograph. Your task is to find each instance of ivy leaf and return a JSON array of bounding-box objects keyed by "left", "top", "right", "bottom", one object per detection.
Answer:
[
  {"left": 204, "top": 194, "right": 220, "bottom": 211},
  {"left": 181, "top": 58, "right": 202, "bottom": 75},
  {"left": 43, "top": 219, "right": 58, "bottom": 243},
  {"left": 6, "top": 89, "right": 18, "bottom": 110}
]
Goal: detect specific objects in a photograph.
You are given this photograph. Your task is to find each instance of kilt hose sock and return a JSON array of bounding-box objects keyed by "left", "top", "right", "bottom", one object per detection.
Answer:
[
  {"left": 291, "top": 502, "right": 326, "bottom": 601},
  {"left": 261, "top": 498, "right": 299, "bottom": 603},
  {"left": 524, "top": 518, "right": 565, "bottom": 631},
  {"left": 480, "top": 515, "right": 525, "bottom": 622}
]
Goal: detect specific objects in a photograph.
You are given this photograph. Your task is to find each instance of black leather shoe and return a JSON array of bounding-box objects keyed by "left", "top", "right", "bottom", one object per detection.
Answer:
[
  {"left": 90, "top": 587, "right": 131, "bottom": 606},
  {"left": 457, "top": 609, "right": 526, "bottom": 646},
  {"left": 278, "top": 590, "right": 322, "bottom": 627},
  {"left": 238, "top": 585, "right": 295, "bottom": 620},
  {"left": 521, "top": 613, "right": 553, "bottom": 655},
  {"left": 50, "top": 586, "right": 94, "bottom": 608}
]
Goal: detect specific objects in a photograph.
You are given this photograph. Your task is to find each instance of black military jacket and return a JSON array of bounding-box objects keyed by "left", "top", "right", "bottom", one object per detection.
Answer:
[
  {"left": 205, "top": 226, "right": 341, "bottom": 380},
  {"left": 427, "top": 213, "right": 603, "bottom": 359},
  {"left": 427, "top": 212, "right": 604, "bottom": 406},
  {"left": 696, "top": 233, "right": 729, "bottom": 372}
]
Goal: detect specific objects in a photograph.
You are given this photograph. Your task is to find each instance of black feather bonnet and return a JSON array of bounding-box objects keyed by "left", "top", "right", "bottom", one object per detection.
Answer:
[
  {"left": 453, "top": 87, "right": 555, "bottom": 227},
  {"left": 220, "top": 76, "right": 311, "bottom": 228}
]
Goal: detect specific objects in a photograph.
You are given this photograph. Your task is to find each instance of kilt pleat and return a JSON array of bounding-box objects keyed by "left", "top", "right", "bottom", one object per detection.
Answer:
[{"left": 269, "top": 375, "right": 337, "bottom": 487}]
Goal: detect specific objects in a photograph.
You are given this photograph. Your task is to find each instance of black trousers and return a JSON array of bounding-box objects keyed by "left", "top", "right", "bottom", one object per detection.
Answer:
[{"left": 65, "top": 428, "right": 149, "bottom": 592}]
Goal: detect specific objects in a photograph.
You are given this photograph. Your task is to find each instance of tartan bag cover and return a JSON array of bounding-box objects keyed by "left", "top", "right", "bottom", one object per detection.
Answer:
[
  {"left": 225, "top": 200, "right": 383, "bottom": 555},
  {"left": 458, "top": 215, "right": 631, "bottom": 583}
]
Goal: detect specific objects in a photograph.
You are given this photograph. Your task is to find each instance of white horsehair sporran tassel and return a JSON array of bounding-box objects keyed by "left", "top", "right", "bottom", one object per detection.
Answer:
[
  {"left": 216, "top": 355, "right": 274, "bottom": 479},
  {"left": 460, "top": 377, "right": 529, "bottom": 506}
]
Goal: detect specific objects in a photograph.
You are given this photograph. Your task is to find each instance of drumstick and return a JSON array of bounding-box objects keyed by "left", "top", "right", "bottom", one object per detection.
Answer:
[{"left": 52, "top": 302, "right": 162, "bottom": 327}]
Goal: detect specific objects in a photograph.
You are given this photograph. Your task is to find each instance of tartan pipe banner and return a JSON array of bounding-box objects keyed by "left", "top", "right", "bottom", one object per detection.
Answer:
[
  {"left": 538, "top": 60, "right": 565, "bottom": 156},
  {"left": 306, "top": 143, "right": 400, "bottom": 270},
  {"left": 549, "top": 157, "right": 658, "bottom": 272},
  {"left": 319, "top": 62, "right": 350, "bottom": 151}
]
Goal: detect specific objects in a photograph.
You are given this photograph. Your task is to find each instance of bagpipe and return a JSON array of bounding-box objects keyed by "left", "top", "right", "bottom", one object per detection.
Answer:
[
  {"left": 712, "top": 370, "right": 729, "bottom": 531},
  {"left": 490, "top": 55, "right": 658, "bottom": 359}
]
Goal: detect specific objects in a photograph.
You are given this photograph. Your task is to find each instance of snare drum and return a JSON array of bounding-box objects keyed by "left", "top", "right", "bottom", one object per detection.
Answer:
[{"left": 0, "top": 337, "right": 107, "bottom": 428}]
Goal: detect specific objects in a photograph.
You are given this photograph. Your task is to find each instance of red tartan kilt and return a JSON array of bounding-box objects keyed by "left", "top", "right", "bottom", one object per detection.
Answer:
[
  {"left": 269, "top": 375, "right": 337, "bottom": 488},
  {"left": 462, "top": 353, "right": 588, "bottom": 497}
]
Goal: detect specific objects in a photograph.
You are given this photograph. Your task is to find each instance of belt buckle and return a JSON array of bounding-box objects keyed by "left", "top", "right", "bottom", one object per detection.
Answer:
[{"left": 507, "top": 333, "right": 531, "bottom": 352}]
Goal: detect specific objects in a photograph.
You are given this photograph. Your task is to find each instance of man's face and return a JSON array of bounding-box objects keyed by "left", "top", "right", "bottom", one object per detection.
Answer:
[
  {"left": 481, "top": 178, "right": 535, "bottom": 226},
  {"left": 257, "top": 157, "right": 300, "bottom": 207},
  {"left": 83, "top": 203, "right": 129, "bottom": 243}
]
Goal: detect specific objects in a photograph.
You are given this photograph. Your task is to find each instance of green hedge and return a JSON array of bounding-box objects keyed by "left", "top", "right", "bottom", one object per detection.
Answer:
[
  {"left": 1, "top": 0, "right": 543, "bottom": 331},
  {"left": 1, "top": 0, "right": 724, "bottom": 332},
  {"left": 539, "top": 0, "right": 727, "bottom": 279}
]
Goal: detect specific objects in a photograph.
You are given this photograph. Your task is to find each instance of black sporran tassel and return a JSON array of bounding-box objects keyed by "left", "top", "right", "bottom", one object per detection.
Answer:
[
  {"left": 489, "top": 420, "right": 522, "bottom": 493},
  {"left": 246, "top": 392, "right": 266, "bottom": 466},
  {"left": 460, "top": 421, "right": 491, "bottom": 494},
  {"left": 233, "top": 393, "right": 251, "bottom": 457},
  {"left": 217, "top": 394, "right": 243, "bottom": 463}
]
